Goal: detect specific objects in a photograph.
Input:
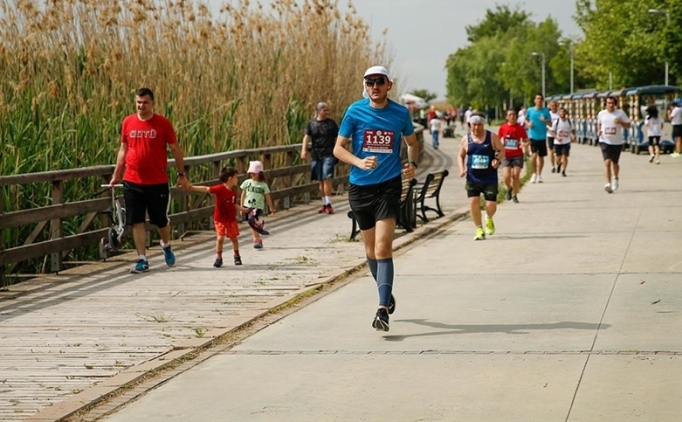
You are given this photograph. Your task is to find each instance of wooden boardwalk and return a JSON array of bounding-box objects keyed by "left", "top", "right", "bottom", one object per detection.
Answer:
[{"left": 0, "top": 140, "right": 461, "bottom": 422}]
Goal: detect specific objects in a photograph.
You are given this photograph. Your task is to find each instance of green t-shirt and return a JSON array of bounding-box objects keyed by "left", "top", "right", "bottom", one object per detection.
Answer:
[{"left": 240, "top": 179, "right": 270, "bottom": 210}]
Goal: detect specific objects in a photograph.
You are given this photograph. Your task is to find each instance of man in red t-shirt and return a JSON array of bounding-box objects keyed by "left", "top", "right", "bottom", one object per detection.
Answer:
[
  {"left": 109, "top": 88, "right": 190, "bottom": 274},
  {"left": 497, "top": 109, "right": 528, "bottom": 203}
]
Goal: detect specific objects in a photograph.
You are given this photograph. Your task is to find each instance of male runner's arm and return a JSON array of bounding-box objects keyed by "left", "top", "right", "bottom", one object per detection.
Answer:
[
  {"left": 301, "top": 134, "right": 311, "bottom": 160},
  {"left": 333, "top": 135, "right": 377, "bottom": 171},
  {"left": 491, "top": 133, "right": 505, "bottom": 165},
  {"left": 402, "top": 133, "right": 419, "bottom": 180},
  {"left": 169, "top": 142, "right": 190, "bottom": 190},
  {"left": 457, "top": 136, "right": 468, "bottom": 177},
  {"left": 109, "top": 143, "right": 128, "bottom": 186}
]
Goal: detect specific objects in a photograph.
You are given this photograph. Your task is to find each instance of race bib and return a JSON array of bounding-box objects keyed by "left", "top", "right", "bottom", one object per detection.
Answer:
[
  {"left": 604, "top": 126, "right": 617, "bottom": 135},
  {"left": 471, "top": 154, "right": 489, "bottom": 169},
  {"left": 362, "top": 130, "right": 395, "bottom": 154},
  {"left": 558, "top": 130, "right": 569, "bottom": 138},
  {"left": 504, "top": 138, "right": 519, "bottom": 149}
]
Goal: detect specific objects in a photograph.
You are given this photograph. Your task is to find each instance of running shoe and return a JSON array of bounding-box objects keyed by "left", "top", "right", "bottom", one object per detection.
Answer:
[
  {"left": 531, "top": 173, "right": 538, "bottom": 184},
  {"left": 130, "top": 259, "right": 149, "bottom": 274},
  {"left": 474, "top": 227, "right": 485, "bottom": 241},
  {"left": 551, "top": 167, "right": 556, "bottom": 173},
  {"left": 213, "top": 257, "right": 223, "bottom": 268},
  {"left": 318, "top": 206, "right": 327, "bottom": 213},
  {"left": 505, "top": 189, "right": 512, "bottom": 201},
  {"left": 562, "top": 171, "right": 566, "bottom": 177},
  {"left": 611, "top": 178, "right": 619, "bottom": 191},
  {"left": 656, "top": 160, "right": 660, "bottom": 165},
  {"left": 253, "top": 239, "right": 263, "bottom": 249},
  {"left": 371, "top": 308, "right": 390, "bottom": 332},
  {"left": 649, "top": 155, "right": 655, "bottom": 163},
  {"left": 485, "top": 216, "right": 496, "bottom": 236},
  {"left": 388, "top": 294, "right": 396, "bottom": 315},
  {"left": 537, "top": 175, "right": 543, "bottom": 183},
  {"left": 325, "top": 204, "right": 334, "bottom": 214},
  {"left": 512, "top": 196, "right": 519, "bottom": 203},
  {"left": 234, "top": 255, "right": 242, "bottom": 266},
  {"left": 604, "top": 183, "right": 613, "bottom": 194},
  {"left": 672, "top": 152, "right": 680, "bottom": 158},
  {"left": 162, "top": 245, "right": 175, "bottom": 267},
  {"left": 557, "top": 164, "right": 561, "bottom": 174}
]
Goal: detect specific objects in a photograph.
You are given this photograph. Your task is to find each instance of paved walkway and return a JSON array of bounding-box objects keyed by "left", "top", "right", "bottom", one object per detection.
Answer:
[{"left": 8, "top": 127, "right": 682, "bottom": 421}]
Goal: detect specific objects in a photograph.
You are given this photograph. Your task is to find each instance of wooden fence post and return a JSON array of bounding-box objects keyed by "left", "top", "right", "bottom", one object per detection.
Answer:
[{"left": 50, "top": 180, "right": 63, "bottom": 273}]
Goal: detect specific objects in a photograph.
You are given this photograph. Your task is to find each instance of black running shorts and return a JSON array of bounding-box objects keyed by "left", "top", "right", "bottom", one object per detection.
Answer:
[
  {"left": 530, "top": 139, "right": 548, "bottom": 157},
  {"left": 466, "top": 181, "right": 498, "bottom": 202},
  {"left": 673, "top": 125, "right": 682, "bottom": 139},
  {"left": 600, "top": 143, "right": 623, "bottom": 164},
  {"left": 554, "top": 143, "right": 571, "bottom": 157},
  {"left": 123, "top": 181, "right": 170, "bottom": 228},
  {"left": 348, "top": 175, "right": 402, "bottom": 231}
]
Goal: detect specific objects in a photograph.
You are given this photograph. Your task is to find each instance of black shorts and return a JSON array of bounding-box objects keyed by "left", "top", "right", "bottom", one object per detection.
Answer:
[
  {"left": 530, "top": 140, "right": 548, "bottom": 157},
  {"left": 348, "top": 175, "right": 402, "bottom": 231},
  {"left": 649, "top": 136, "right": 661, "bottom": 147},
  {"left": 123, "top": 181, "right": 170, "bottom": 228},
  {"left": 554, "top": 143, "right": 571, "bottom": 157},
  {"left": 547, "top": 137, "right": 555, "bottom": 151},
  {"left": 600, "top": 143, "right": 623, "bottom": 164},
  {"left": 673, "top": 125, "right": 682, "bottom": 139},
  {"left": 466, "top": 181, "right": 498, "bottom": 202}
]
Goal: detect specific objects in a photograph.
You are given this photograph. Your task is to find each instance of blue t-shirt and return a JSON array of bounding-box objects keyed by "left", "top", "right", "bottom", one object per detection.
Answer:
[
  {"left": 526, "top": 107, "right": 551, "bottom": 140},
  {"left": 339, "top": 99, "right": 414, "bottom": 186}
]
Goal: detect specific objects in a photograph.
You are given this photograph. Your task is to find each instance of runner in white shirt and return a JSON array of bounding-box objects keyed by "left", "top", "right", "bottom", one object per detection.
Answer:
[
  {"left": 644, "top": 106, "right": 664, "bottom": 164},
  {"left": 550, "top": 107, "right": 575, "bottom": 177},
  {"left": 547, "top": 101, "right": 560, "bottom": 173},
  {"left": 464, "top": 107, "right": 473, "bottom": 128},
  {"left": 429, "top": 116, "right": 443, "bottom": 149},
  {"left": 597, "top": 96, "right": 631, "bottom": 193},
  {"left": 667, "top": 100, "right": 682, "bottom": 157}
]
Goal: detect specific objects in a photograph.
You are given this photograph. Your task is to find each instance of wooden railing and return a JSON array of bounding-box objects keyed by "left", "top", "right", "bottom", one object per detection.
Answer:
[{"left": 0, "top": 128, "right": 423, "bottom": 287}]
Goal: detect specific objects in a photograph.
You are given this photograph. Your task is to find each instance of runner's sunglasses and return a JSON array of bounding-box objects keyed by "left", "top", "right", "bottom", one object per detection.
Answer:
[{"left": 365, "top": 78, "right": 387, "bottom": 87}]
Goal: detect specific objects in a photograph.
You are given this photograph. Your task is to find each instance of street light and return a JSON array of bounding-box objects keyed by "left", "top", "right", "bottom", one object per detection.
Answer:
[
  {"left": 648, "top": 8, "right": 670, "bottom": 86},
  {"left": 531, "top": 52, "right": 546, "bottom": 99},
  {"left": 560, "top": 41, "right": 575, "bottom": 94}
]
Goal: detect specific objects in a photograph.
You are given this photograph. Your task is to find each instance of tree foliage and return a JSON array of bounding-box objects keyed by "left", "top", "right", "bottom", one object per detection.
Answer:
[{"left": 409, "top": 89, "right": 437, "bottom": 102}]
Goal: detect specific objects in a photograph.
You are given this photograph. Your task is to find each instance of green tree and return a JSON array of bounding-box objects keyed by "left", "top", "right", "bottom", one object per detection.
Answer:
[
  {"left": 409, "top": 89, "right": 437, "bottom": 102},
  {"left": 574, "top": 0, "right": 672, "bottom": 88},
  {"left": 465, "top": 5, "right": 531, "bottom": 43}
]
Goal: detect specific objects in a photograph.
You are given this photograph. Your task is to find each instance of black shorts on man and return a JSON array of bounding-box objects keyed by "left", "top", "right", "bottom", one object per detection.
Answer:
[
  {"left": 600, "top": 143, "right": 623, "bottom": 164},
  {"left": 349, "top": 175, "right": 402, "bottom": 231},
  {"left": 648, "top": 136, "right": 661, "bottom": 147},
  {"left": 529, "top": 139, "right": 548, "bottom": 157},
  {"left": 123, "top": 181, "right": 170, "bottom": 228},
  {"left": 500, "top": 156, "right": 524, "bottom": 168},
  {"left": 554, "top": 144, "right": 570, "bottom": 157},
  {"left": 465, "top": 180, "right": 498, "bottom": 202}
]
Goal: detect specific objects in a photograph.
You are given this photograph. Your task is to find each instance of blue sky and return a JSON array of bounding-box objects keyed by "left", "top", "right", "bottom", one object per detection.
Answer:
[{"left": 205, "top": 1, "right": 582, "bottom": 99}]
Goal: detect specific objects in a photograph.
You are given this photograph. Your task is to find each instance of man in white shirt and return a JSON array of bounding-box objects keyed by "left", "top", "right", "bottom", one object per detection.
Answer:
[
  {"left": 667, "top": 100, "right": 682, "bottom": 157},
  {"left": 547, "top": 101, "right": 560, "bottom": 173},
  {"left": 429, "top": 115, "right": 443, "bottom": 149},
  {"left": 597, "top": 96, "right": 631, "bottom": 193},
  {"left": 550, "top": 107, "right": 576, "bottom": 177},
  {"left": 464, "top": 107, "right": 473, "bottom": 127}
]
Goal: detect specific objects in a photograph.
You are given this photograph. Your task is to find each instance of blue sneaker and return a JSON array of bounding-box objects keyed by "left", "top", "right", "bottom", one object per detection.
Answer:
[
  {"left": 130, "top": 259, "right": 149, "bottom": 274},
  {"left": 162, "top": 245, "right": 176, "bottom": 267}
]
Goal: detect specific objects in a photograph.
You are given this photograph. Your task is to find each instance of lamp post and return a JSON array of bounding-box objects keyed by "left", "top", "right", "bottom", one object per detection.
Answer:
[
  {"left": 531, "top": 52, "right": 546, "bottom": 99},
  {"left": 560, "top": 41, "right": 575, "bottom": 94},
  {"left": 648, "top": 8, "right": 670, "bottom": 86}
]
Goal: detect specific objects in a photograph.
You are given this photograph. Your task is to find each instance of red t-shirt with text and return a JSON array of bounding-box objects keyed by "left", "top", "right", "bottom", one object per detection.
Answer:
[
  {"left": 209, "top": 184, "right": 238, "bottom": 224},
  {"left": 121, "top": 114, "right": 177, "bottom": 185},
  {"left": 497, "top": 123, "right": 528, "bottom": 158}
]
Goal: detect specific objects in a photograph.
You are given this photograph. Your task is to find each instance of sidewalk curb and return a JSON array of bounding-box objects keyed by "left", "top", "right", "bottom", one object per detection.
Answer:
[{"left": 26, "top": 208, "right": 470, "bottom": 422}]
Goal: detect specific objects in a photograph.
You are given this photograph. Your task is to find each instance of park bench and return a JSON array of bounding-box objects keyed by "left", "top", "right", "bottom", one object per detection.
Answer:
[
  {"left": 347, "top": 178, "right": 418, "bottom": 241},
  {"left": 414, "top": 169, "right": 449, "bottom": 223}
]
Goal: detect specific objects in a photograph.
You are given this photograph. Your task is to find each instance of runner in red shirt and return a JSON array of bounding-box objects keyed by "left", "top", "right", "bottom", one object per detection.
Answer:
[
  {"left": 109, "top": 88, "right": 190, "bottom": 274},
  {"left": 497, "top": 109, "right": 529, "bottom": 203},
  {"left": 189, "top": 167, "right": 250, "bottom": 267}
]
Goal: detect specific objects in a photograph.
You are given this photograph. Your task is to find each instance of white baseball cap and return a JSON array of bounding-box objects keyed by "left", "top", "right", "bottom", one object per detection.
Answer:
[{"left": 363, "top": 66, "right": 390, "bottom": 79}]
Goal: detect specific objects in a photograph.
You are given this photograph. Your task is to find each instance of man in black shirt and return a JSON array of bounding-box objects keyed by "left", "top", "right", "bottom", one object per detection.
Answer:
[{"left": 301, "top": 102, "right": 339, "bottom": 213}]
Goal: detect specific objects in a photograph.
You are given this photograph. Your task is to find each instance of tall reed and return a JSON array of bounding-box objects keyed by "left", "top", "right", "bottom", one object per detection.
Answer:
[{"left": 0, "top": 0, "right": 391, "bottom": 271}]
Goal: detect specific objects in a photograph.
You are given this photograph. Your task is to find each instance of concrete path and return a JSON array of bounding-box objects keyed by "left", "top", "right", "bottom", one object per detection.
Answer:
[{"left": 93, "top": 139, "right": 682, "bottom": 421}]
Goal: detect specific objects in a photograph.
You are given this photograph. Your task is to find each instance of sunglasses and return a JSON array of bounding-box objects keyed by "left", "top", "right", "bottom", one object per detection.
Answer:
[{"left": 365, "top": 78, "right": 387, "bottom": 87}]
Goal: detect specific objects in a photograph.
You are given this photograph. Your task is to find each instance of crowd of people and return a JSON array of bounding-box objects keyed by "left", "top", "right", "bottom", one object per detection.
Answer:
[{"left": 108, "top": 69, "right": 681, "bottom": 333}]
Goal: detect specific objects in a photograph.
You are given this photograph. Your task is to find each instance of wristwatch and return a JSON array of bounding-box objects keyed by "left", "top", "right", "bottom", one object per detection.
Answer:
[
  {"left": 177, "top": 172, "right": 185, "bottom": 178},
  {"left": 410, "top": 161, "right": 418, "bottom": 169}
]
